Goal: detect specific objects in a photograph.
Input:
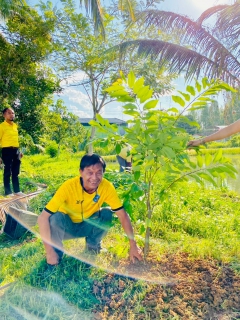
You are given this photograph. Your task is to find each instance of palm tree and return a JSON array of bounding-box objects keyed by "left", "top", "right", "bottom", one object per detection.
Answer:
[
  {"left": 114, "top": 1, "right": 240, "bottom": 86},
  {"left": 79, "top": 0, "right": 136, "bottom": 36}
]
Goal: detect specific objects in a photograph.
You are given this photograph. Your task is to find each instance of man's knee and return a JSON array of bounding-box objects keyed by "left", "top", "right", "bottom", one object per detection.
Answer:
[
  {"left": 99, "top": 208, "right": 113, "bottom": 222},
  {"left": 49, "top": 212, "right": 66, "bottom": 229}
]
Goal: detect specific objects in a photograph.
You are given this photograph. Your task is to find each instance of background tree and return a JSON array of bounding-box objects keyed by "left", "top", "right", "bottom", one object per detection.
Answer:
[
  {"left": 43, "top": 99, "right": 87, "bottom": 153},
  {"left": 0, "top": 3, "right": 59, "bottom": 141},
  {"left": 39, "top": 0, "right": 176, "bottom": 153}
]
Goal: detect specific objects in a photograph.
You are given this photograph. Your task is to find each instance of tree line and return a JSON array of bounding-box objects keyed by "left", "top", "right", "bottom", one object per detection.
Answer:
[{"left": 0, "top": 0, "right": 239, "bottom": 153}]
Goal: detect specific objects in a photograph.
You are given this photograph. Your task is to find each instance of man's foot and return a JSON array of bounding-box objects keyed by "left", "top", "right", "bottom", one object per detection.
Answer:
[
  {"left": 14, "top": 192, "right": 26, "bottom": 196},
  {"left": 47, "top": 256, "right": 62, "bottom": 270},
  {"left": 85, "top": 243, "right": 101, "bottom": 254}
]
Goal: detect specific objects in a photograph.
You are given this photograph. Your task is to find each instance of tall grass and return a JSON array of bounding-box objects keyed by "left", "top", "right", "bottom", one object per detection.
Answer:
[{"left": 188, "top": 147, "right": 240, "bottom": 156}]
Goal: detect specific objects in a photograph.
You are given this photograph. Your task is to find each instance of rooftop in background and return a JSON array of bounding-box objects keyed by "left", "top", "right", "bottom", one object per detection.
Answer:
[{"left": 79, "top": 118, "right": 127, "bottom": 126}]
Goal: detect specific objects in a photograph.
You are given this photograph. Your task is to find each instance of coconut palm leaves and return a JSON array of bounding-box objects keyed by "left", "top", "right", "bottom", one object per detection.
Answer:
[{"left": 113, "top": 1, "right": 240, "bottom": 86}]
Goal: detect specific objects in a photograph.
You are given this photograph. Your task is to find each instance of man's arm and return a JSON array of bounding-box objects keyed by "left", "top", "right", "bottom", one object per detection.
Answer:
[
  {"left": 115, "top": 208, "right": 142, "bottom": 262},
  {"left": 38, "top": 210, "right": 59, "bottom": 265},
  {"left": 188, "top": 119, "right": 240, "bottom": 147}
]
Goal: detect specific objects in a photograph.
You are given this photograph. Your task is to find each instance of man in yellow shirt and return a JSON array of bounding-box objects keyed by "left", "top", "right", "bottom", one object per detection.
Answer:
[
  {"left": 38, "top": 154, "right": 142, "bottom": 267},
  {"left": 116, "top": 144, "right": 132, "bottom": 172},
  {"left": 0, "top": 108, "right": 22, "bottom": 196}
]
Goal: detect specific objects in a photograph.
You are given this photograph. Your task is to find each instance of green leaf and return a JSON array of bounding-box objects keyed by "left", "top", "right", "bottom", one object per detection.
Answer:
[
  {"left": 161, "top": 146, "right": 175, "bottom": 158},
  {"left": 136, "top": 85, "right": 150, "bottom": 100},
  {"left": 105, "top": 85, "right": 124, "bottom": 93},
  {"left": 202, "top": 78, "right": 209, "bottom": 89},
  {"left": 133, "top": 77, "right": 144, "bottom": 94},
  {"left": 190, "top": 174, "right": 203, "bottom": 184},
  {"left": 213, "top": 149, "right": 222, "bottom": 163},
  {"left": 191, "top": 101, "right": 208, "bottom": 107},
  {"left": 167, "top": 107, "right": 179, "bottom": 113},
  {"left": 116, "top": 144, "right": 121, "bottom": 154},
  {"left": 134, "top": 171, "right": 141, "bottom": 181},
  {"left": 197, "top": 155, "right": 203, "bottom": 168},
  {"left": 205, "top": 153, "right": 212, "bottom": 166},
  {"left": 140, "top": 89, "right": 153, "bottom": 103},
  {"left": 123, "top": 110, "right": 139, "bottom": 116},
  {"left": 110, "top": 90, "right": 129, "bottom": 97},
  {"left": 139, "top": 225, "right": 145, "bottom": 235},
  {"left": 196, "top": 81, "right": 202, "bottom": 92},
  {"left": 172, "top": 95, "right": 185, "bottom": 107},
  {"left": 178, "top": 91, "right": 190, "bottom": 101},
  {"left": 117, "top": 96, "right": 135, "bottom": 102},
  {"left": 197, "top": 172, "right": 217, "bottom": 187},
  {"left": 99, "top": 139, "right": 108, "bottom": 148},
  {"left": 143, "top": 100, "right": 158, "bottom": 110},
  {"left": 186, "top": 85, "right": 196, "bottom": 96},
  {"left": 89, "top": 120, "right": 99, "bottom": 127},
  {"left": 128, "top": 71, "right": 136, "bottom": 88}
]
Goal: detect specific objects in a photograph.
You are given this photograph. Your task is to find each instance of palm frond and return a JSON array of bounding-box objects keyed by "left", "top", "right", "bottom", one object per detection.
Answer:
[
  {"left": 133, "top": 9, "right": 240, "bottom": 86},
  {"left": 196, "top": 5, "right": 228, "bottom": 25},
  {"left": 79, "top": 0, "right": 105, "bottom": 37},
  {"left": 115, "top": 40, "right": 240, "bottom": 86},
  {"left": 214, "top": 2, "right": 240, "bottom": 46},
  {"left": 119, "top": 0, "right": 135, "bottom": 21},
  {"left": 141, "top": 10, "right": 235, "bottom": 59}
]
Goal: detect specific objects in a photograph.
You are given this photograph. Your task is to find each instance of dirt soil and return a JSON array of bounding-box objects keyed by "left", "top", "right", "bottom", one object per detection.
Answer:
[{"left": 91, "top": 252, "right": 240, "bottom": 319}]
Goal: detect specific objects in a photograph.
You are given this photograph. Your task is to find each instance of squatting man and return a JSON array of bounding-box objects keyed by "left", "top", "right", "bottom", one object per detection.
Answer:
[{"left": 38, "top": 153, "right": 143, "bottom": 266}]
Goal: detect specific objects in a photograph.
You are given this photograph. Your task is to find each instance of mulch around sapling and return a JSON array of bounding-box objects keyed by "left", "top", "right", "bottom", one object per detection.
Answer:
[{"left": 91, "top": 252, "right": 240, "bottom": 319}]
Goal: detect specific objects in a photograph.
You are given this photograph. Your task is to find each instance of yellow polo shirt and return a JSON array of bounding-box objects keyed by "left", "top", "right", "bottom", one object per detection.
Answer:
[
  {"left": 45, "top": 176, "right": 123, "bottom": 223},
  {"left": 119, "top": 145, "right": 132, "bottom": 162},
  {"left": 0, "top": 121, "right": 19, "bottom": 148}
]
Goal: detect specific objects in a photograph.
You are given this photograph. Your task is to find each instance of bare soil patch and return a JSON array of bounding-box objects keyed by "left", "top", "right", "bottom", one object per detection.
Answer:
[{"left": 92, "top": 252, "right": 240, "bottom": 319}]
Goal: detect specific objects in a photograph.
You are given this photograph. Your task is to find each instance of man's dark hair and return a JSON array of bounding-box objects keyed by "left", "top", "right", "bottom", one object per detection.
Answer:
[
  {"left": 2, "top": 107, "right": 11, "bottom": 115},
  {"left": 80, "top": 154, "right": 106, "bottom": 172}
]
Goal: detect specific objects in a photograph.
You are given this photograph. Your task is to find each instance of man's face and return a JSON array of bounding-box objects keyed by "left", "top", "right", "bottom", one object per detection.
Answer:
[
  {"left": 80, "top": 163, "right": 104, "bottom": 193},
  {"left": 3, "top": 109, "right": 15, "bottom": 122}
]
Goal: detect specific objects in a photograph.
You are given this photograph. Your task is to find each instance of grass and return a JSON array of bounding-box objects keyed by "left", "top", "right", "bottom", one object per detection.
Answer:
[
  {"left": 187, "top": 146, "right": 240, "bottom": 156},
  {"left": 0, "top": 152, "right": 240, "bottom": 318}
]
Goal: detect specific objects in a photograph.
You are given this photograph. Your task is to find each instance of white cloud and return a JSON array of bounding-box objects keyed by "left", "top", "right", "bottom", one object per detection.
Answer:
[
  {"left": 60, "top": 71, "right": 88, "bottom": 86},
  {"left": 59, "top": 87, "right": 92, "bottom": 110},
  {"left": 68, "top": 105, "right": 91, "bottom": 118}
]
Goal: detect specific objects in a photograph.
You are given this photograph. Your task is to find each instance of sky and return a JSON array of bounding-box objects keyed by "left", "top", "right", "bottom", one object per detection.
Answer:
[{"left": 41, "top": 0, "right": 233, "bottom": 120}]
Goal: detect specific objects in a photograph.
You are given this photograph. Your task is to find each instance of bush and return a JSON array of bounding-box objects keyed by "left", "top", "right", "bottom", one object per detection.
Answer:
[{"left": 46, "top": 141, "right": 58, "bottom": 158}]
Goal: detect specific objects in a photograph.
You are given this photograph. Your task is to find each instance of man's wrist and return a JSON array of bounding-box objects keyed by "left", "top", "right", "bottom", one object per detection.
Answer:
[
  {"left": 200, "top": 138, "right": 206, "bottom": 144},
  {"left": 129, "top": 239, "right": 136, "bottom": 245}
]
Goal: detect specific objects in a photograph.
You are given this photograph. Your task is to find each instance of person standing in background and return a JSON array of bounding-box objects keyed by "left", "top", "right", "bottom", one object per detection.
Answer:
[
  {"left": 0, "top": 108, "right": 23, "bottom": 196},
  {"left": 116, "top": 144, "right": 132, "bottom": 172}
]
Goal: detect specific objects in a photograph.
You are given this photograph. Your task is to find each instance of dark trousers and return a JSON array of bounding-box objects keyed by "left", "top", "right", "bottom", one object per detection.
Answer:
[
  {"left": 1, "top": 147, "right": 21, "bottom": 195},
  {"left": 116, "top": 155, "right": 127, "bottom": 172},
  {"left": 49, "top": 208, "right": 113, "bottom": 258}
]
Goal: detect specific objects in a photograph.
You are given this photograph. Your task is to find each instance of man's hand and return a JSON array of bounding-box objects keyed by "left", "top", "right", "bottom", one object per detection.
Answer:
[
  {"left": 187, "top": 139, "right": 202, "bottom": 147},
  {"left": 20, "top": 152, "right": 23, "bottom": 158},
  {"left": 46, "top": 248, "right": 59, "bottom": 265},
  {"left": 0, "top": 158, "right": 2, "bottom": 165},
  {"left": 129, "top": 240, "right": 143, "bottom": 263}
]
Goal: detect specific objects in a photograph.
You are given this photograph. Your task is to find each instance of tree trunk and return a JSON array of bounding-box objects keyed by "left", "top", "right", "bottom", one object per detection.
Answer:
[
  {"left": 88, "top": 126, "right": 96, "bottom": 155},
  {"left": 144, "top": 196, "right": 152, "bottom": 258}
]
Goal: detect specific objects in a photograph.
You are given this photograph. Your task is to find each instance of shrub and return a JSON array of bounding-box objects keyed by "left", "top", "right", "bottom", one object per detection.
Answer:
[{"left": 46, "top": 141, "right": 58, "bottom": 158}]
